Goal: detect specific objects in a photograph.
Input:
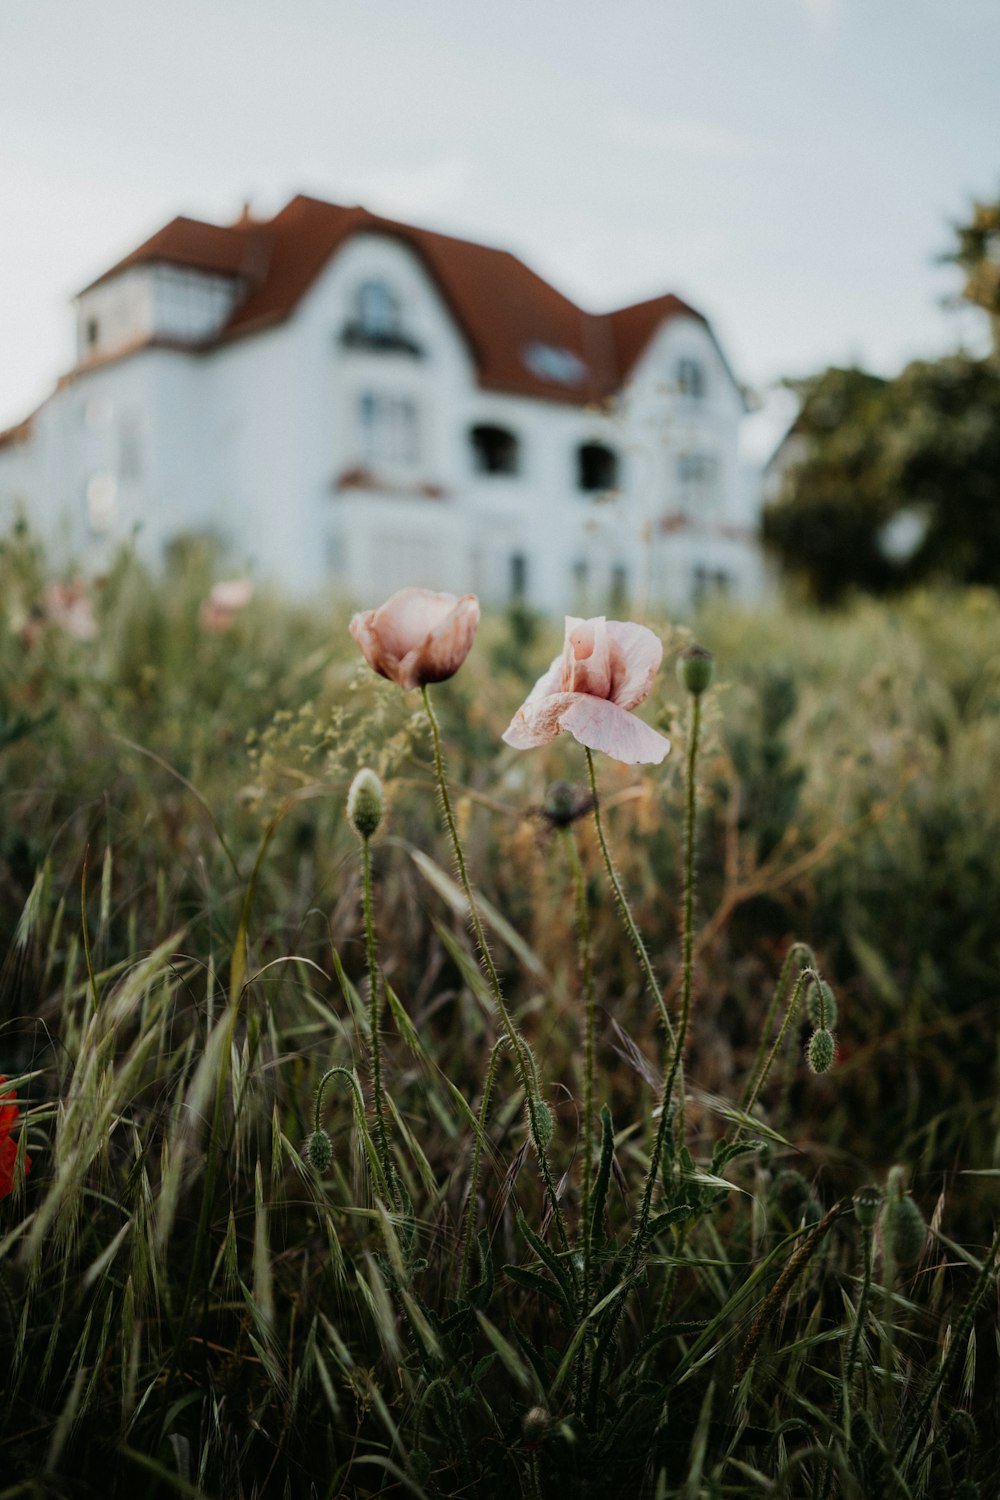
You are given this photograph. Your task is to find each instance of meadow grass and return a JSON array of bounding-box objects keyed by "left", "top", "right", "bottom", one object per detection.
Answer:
[{"left": 0, "top": 530, "right": 998, "bottom": 1497}]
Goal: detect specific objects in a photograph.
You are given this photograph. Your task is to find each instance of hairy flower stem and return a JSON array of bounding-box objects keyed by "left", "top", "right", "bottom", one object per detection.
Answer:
[
  {"left": 741, "top": 942, "right": 814, "bottom": 1112},
  {"left": 630, "top": 692, "right": 701, "bottom": 1268},
  {"left": 361, "top": 835, "right": 395, "bottom": 1202},
  {"left": 561, "top": 825, "right": 596, "bottom": 1301},
  {"left": 741, "top": 967, "right": 817, "bottom": 1122},
  {"left": 584, "top": 748, "right": 676, "bottom": 1050},
  {"left": 421, "top": 686, "right": 574, "bottom": 1271},
  {"left": 459, "top": 1038, "right": 504, "bottom": 1297},
  {"left": 820, "top": 1227, "right": 874, "bottom": 1500}
]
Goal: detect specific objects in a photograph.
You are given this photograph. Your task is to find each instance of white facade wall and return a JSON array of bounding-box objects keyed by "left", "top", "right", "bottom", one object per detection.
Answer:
[{"left": 0, "top": 231, "right": 765, "bottom": 615}]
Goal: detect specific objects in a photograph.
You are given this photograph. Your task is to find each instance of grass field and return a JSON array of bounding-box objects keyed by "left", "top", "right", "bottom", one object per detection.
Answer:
[{"left": 1, "top": 527, "right": 998, "bottom": 1498}]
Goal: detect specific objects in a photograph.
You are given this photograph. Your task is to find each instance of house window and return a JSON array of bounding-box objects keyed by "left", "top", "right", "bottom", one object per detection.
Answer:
[
  {"left": 677, "top": 357, "right": 706, "bottom": 399},
  {"left": 358, "top": 280, "right": 399, "bottom": 339},
  {"left": 677, "top": 452, "right": 719, "bottom": 513},
  {"left": 85, "top": 318, "right": 100, "bottom": 350},
  {"left": 85, "top": 473, "right": 118, "bottom": 534},
  {"left": 470, "top": 424, "right": 520, "bottom": 476},
  {"left": 510, "top": 553, "right": 528, "bottom": 600},
  {"left": 609, "top": 564, "right": 628, "bottom": 613},
  {"left": 577, "top": 442, "right": 619, "bottom": 492},
  {"left": 692, "top": 565, "right": 731, "bottom": 604},
  {"left": 357, "top": 391, "right": 420, "bottom": 465},
  {"left": 341, "top": 281, "right": 422, "bottom": 354}
]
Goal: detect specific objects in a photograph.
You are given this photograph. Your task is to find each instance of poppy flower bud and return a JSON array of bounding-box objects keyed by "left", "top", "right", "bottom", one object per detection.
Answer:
[
  {"left": 533, "top": 1100, "right": 554, "bottom": 1151},
  {"left": 541, "top": 781, "right": 591, "bottom": 828},
  {"left": 853, "top": 1184, "right": 883, "bottom": 1229},
  {"left": 806, "top": 978, "right": 837, "bottom": 1030},
  {"left": 347, "top": 769, "right": 384, "bottom": 841},
  {"left": 677, "top": 645, "right": 715, "bottom": 697},
  {"left": 887, "top": 1193, "right": 926, "bottom": 1264},
  {"left": 304, "top": 1128, "right": 333, "bottom": 1174},
  {"left": 806, "top": 1027, "right": 835, "bottom": 1075}
]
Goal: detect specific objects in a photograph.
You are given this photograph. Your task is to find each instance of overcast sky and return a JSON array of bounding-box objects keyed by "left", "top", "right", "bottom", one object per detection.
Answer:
[{"left": 1, "top": 0, "right": 996, "bottom": 452}]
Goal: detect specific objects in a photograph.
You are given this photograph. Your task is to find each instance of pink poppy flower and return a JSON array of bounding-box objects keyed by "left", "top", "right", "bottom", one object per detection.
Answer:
[
  {"left": 502, "top": 615, "right": 671, "bottom": 765},
  {"left": 199, "top": 578, "right": 254, "bottom": 633},
  {"left": 349, "top": 587, "right": 480, "bottom": 690}
]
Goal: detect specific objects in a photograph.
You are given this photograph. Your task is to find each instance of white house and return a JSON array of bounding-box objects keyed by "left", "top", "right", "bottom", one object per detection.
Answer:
[{"left": 0, "top": 194, "right": 766, "bottom": 613}]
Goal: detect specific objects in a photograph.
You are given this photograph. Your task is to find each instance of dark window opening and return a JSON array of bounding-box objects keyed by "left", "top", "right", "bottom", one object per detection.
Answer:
[
  {"left": 510, "top": 553, "right": 528, "bottom": 600},
  {"left": 341, "top": 279, "right": 423, "bottom": 355},
  {"left": 471, "top": 424, "right": 520, "bottom": 475},
  {"left": 85, "top": 318, "right": 99, "bottom": 349},
  {"left": 577, "top": 442, "right": 619, "bottom": 492}
]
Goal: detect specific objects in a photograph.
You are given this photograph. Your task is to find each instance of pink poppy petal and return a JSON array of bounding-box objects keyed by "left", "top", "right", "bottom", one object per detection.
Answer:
[
  {"left": 502, "top": 690, "right": 587, "bottom": 748},
  {"left": 397, "top": 594, "right": 480, "bottom": 688},
  {"left": 559, "top": 696, "right": 671, "bottom": 765},
  {"left": 563, "top": 615, "right": 612, "bottom": 699},
  {"left": 349, "top": 609, "right": 401, "bottom": 683},
  {"left": 374, "top": 587, "right": 464, "bottom": 661},
  {"left": 606, "top": 621, "right": 664, "bottom": 710}
]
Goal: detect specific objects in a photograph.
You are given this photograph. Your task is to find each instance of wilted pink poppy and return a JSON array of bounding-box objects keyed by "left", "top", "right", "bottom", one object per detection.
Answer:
[
  {"left": 349, "top": 587, "right": 480, "bottom": 690},
  {"left": 199, "top": 578, "right": 254, "bottom": 633},
  {"left": 503, "top": 615, "right": 671, "bottom": 765},
  {"left": 44, "top": 582, "right": 98, "bottom": 642}
]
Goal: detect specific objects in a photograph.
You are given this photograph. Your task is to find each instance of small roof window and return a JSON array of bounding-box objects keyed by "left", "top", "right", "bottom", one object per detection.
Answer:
[{"left": 521, "top": 343, "right": 588, "bottom": 386}]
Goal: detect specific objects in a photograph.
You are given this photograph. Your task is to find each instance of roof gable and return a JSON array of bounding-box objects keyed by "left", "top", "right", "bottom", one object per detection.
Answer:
[{"left": 76, "top": 194, "right": 717, "bottom": 405}]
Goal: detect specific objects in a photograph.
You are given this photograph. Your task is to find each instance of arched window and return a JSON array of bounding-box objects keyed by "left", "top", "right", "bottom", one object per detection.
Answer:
[
  {"left": 577, "top": 442, "right": 619, "bottom": 492},
  {"left": 470, "top": 424, "right": 520, "bottom": 476},
  {"left": 357, "top": 280, "right": 400, "bottom": 339}
]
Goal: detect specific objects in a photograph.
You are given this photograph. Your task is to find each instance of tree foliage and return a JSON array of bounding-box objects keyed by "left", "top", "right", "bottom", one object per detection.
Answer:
[
  {"left": 943, "top": 191, "right": 1000, "bottom": 352},
  {"left": 763, "top": 357, "right": 1000, "bottom": 603}
]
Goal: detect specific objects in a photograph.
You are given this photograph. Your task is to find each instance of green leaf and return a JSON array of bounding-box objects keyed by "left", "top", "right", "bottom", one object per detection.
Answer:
[{"left": 504, "top": 1264, "right": 570, "bottom": 1313}]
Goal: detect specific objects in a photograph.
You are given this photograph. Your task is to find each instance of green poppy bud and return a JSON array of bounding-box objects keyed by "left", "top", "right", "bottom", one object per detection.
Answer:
[
  {"left": 677, "top": 645, "right": 715, "bottom": 697},
  {"left": 347, "top": 769, "right": 384, "bottom": 841},
  {"left": 806, "top": 1027, "right": 835, "bottom": 1075},
  {"left": 806, "top": 978, "right": 837, "bottom": 1031},
  {"left": 853, "top": 1184, "right": 883, "bottom": 1229},
  {"left": 304, "top": 1128, "right": 333, "bottom": 1174}
]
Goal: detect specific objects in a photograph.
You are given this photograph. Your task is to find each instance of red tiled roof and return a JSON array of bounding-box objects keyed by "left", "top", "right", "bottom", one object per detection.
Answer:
[{"left": 77, "top": 195, "right": 712, "bottom": 404}]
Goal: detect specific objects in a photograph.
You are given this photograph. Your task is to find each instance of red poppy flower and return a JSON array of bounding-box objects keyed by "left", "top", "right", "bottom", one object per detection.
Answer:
[{"left": 0, "top": 1077, "right": 31, "bottom": 1199}]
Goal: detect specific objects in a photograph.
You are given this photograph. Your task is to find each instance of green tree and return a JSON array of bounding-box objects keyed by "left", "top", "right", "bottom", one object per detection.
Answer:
[
  {"left": 944, "top": 192, "right": 1000, "bottom": 353},
  {"left": 763, "top": 357, "right": 1000, "bottom": 603}
]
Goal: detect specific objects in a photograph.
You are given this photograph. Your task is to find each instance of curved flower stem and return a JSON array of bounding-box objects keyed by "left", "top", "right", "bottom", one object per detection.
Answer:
[
  {"left": 741, "top": 966, "right": 817, "bottom": 1121},
  {"left": 584, "top": 749, "right": 676, "bottom": 1049},
  {"left": 741, "top": 942, "right": 814, "bottom": 1112},
  {"left": 561, "top": 825, "right": 596, "bottom": 1301},
  {"left": 459, "top": 1037, "right": 504, "bottom": 1298},
  {"left": 361, "top": 833, "right": 395, "bottom": 1202},
  {"left": 421, "top": 685, "right": 574, "bottom": 1274}
]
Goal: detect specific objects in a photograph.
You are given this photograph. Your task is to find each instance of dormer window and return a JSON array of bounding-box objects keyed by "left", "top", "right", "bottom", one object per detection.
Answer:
[
  {"left": 470, "top": 424, "right": 520, "bottom": 476},
  {"left": 358, "top": 280, "right": 399, "bottom": 339},
  {"left": 342, "top": 280, "right": 422, "bottom": 354},
  {"left": 577, "top": 442, "right": 619, "bottom": 492},
  {"left": 677, "top": 357, "right": 706, "bottom": 399}
]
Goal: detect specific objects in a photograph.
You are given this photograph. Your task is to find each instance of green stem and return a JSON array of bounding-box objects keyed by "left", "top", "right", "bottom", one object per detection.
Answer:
[
  {"left": 421, "top": 685, "right": 575, "bottom": 1275},
  {"left": 631, "top": 692, "right": 702, "bottom": 1270},
  {"left": 898, "top": 1220, "right": 1000, "bottom": 1464},
  {"left": 741, "top": 967, "right": 817, "bottom": 1121},
  {"left": 459, "top": 1038, "right": 504, "bottom": 1297},
  {"left": 561, "top": 825, "right": 596, "bottom": 1295},
  {"left": 361, "top": 836, "right": 395, "bottom": 1200},
  {"left": 585, "top": 749, "right": 676, "bottom": 1049},
  {"left": 741, "top": 942, "right": 814, "bottom": 1113}
]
